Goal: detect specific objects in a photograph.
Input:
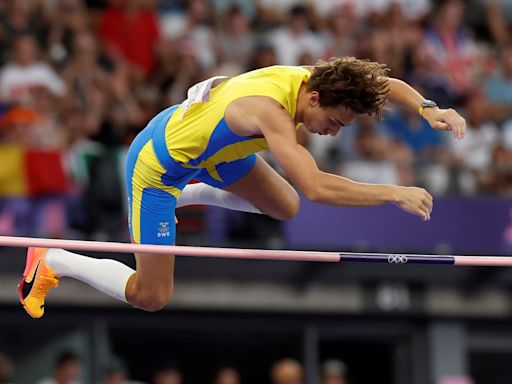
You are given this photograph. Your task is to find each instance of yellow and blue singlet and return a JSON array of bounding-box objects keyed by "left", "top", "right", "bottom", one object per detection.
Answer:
[{"left": 125, "top": 66, "right": 311, "bottom": 244}]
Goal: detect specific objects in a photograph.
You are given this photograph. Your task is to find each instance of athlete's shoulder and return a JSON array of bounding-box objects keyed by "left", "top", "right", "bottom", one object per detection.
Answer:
[
  {"left": 233, "top": 65, "right": 311, "bottom": 80},
  {"left": 217, "top": 65, "right": 308, "bottom": 118}
]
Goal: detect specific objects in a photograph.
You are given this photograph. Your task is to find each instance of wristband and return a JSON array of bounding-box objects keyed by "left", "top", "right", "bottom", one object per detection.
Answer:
[{"left": 418, "top": 100, "right": 438, "bottom": 116}]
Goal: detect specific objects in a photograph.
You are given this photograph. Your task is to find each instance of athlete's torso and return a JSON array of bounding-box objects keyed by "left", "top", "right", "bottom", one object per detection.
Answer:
[{"left": 162, "top": 65, "right": 311, "bottom": 170}]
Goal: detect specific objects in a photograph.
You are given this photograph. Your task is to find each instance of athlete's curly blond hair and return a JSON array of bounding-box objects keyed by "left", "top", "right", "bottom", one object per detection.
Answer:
[{"left": 307, "top": 57, "right": 390, "bottom": 119}]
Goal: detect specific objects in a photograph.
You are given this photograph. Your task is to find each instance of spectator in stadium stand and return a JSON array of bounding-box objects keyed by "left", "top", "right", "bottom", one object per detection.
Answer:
[
  {"left": 270, "top": 358, "right": 304, "bottom": 384},
  {"left": 324, "top": 5, "right": 359, "bottom": 59},
  {"left": 0, "top": 33, "right": 66, "bottom": 106},
  {"left": 422, "top": 0, "right": 481, "bottom": 97},
  {"left": 102, "top": 355, "right": 145, "bottom": 384},
  {"left": 255, "top": 0, "right": 305, "bottom": 27},
  {"left": 247, "top": 42, "right": 278, "bottom": 71},
  {"left": 37, "top": 350, "right": 82, "bottom": 384},
  {"left": 448, "top": 94, "right": 500, "bottom": 194},
  {"left": 484, "top": 43, "right": 512, "bottom": 120},
  {"left": 0, "top": 0, "right": 45, "bottom": 64},
  {"left": 213, "top": 367, "right": 241, "bottom": 384},
  {"left": 60, "top": 31, "right": 108, "bottom": 142},
  {"left": 43, "top": 0, "right": 91, "bottom": 66},
  {"left": 479, "top": 141, "right": 512, "bottom": 195},
  {"left": 341, "top": 114, "right": 415, "bottom": 186},
  {"left": 97, "top": 0, "right": 160, "bottom": 80},
  {"left": 151, "top": 363, "right": 182, "bottom": 384},
  {"left": 320, "top": 359, "right": 348, "bottom": 384},
  {"left": 482, "top": 0, "right": 512, "bottom": 47},
  {"left": 216, "top": 5, "right": 255, "bottom": 69},
  {"left": 165, "top": 0, "right": 216, "bottom": 71},
  {"left": 0, "top": 352, "right": 14, "bottom": 384},
  {"left": 0, "top": 106, "right": 41, "bottom": 145},
  {"left": 268, "top": 5, "right": 326, "bottom": 66}
]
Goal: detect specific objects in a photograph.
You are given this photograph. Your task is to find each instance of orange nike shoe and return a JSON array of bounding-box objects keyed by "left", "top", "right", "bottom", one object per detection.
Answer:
[{"left": 18, "top": 247, "right": 59, "bottom": 318}]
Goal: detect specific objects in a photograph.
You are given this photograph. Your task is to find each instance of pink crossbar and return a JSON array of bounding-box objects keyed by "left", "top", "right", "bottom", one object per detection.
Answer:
[
  {"left": 0, "top": 236, "right": 340, "bottom": 262},
  {"left": 454, "top": 256, "right": 512, "bottom": 266}
]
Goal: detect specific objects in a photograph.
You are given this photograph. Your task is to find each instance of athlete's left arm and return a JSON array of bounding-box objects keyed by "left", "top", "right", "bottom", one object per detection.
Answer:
[{"left": 386, "top": 77, "right": 466, "bottom": 139}]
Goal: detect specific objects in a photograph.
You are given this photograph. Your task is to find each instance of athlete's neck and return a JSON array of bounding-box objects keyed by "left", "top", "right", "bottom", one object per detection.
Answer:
[{"left": 295, "top": 83, "right": 308, "bottom": 124}]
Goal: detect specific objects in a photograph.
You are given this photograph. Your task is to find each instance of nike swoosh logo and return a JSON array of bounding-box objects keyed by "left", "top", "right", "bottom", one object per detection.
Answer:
[
  {"left": 22, "top": 259, "right": 42, "bottom": 298},
  {"left": 25, "top": 258, "right": 42, "bottom": 284}
]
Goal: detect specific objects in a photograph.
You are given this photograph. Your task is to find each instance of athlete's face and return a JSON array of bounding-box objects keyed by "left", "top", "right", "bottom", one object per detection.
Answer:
[{"left": 302, "top": 92, "right": 358, "bottom": 136}]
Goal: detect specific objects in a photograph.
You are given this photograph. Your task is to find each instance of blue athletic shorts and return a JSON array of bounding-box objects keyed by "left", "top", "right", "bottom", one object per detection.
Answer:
[{"left": 125, "top": 105, "right": 256, "bottom": 245}]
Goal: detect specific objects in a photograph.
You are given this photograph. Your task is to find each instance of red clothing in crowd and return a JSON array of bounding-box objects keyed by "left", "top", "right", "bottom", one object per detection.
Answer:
[{"left": 98, "top": 6, "right": 160, "bottom": 74}]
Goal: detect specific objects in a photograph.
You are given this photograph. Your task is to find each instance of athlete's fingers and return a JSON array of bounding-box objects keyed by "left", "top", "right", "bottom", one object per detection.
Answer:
[
  {"left": 414, "top": 204, "right": 429, "bottom": 221},
  {"left": 422, "top": 201, "right": 432, "bottom": 219},
  {"left": 434, "top": 121, "right": 451, "bottom": 131}
]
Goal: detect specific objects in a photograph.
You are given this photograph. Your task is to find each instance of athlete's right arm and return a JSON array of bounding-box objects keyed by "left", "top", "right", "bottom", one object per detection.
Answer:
[{"left": 255, "top": 101, "right": 433, "bottom": 221}]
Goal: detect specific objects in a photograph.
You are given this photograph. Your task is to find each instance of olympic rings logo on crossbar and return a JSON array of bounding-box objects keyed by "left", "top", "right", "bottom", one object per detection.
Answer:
[{"left": 388, "top": 254, "right": 408, "bottom": 264}]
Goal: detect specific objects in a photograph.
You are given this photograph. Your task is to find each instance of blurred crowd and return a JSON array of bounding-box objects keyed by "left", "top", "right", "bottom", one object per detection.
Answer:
[
  {"left": 0, "top": 0, "right": 511, "bottom": 239},
  {"left": 0, "top": 350, "right": 349, "bottom": 384}
]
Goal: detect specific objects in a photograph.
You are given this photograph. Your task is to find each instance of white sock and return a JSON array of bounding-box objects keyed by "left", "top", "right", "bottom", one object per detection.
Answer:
[
  {"left": 177, "top": 183, "right": 261, "bottom": 214},
  {"left": 45, "top": 248, "right": 134, "bottom": 303}
]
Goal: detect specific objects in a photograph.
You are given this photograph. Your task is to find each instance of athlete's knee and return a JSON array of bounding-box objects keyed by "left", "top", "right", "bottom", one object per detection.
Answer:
[
  {"left": 130, "top": 286, "right": 173, "bottom": 312},
  {"left": 269, "top": 191, "right": 300, "bottom": 221}
]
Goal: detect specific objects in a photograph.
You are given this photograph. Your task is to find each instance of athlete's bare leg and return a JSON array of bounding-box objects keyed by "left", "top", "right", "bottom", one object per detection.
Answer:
[
  {"left": 224, "top": 156, "right": 300, "bottom": 221},
  {"left": 125, "top": 253, "right": 175, "bottom": 312}
]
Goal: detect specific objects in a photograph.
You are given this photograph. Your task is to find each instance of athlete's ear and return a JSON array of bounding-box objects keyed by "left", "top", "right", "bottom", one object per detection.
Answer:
[{"left": 308, "top": 91, "right": 320, "bottom": 107}]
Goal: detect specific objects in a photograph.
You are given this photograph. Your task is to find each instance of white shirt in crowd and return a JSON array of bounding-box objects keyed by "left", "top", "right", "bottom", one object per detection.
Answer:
[
  {"left": 502, "top": 118, "right": 512, "bottom": 150},
  {"left": 449, "top": 122, "right": 499, "bottom": 171},
  {"left": 0, "top": 62, "right": 66, "bottom": 104},
  {"left": 311, "top": 0, "right": 431, "bottom": 20},
  {"left": 269, "top": 27, "right": 325, "bottom": 66}
]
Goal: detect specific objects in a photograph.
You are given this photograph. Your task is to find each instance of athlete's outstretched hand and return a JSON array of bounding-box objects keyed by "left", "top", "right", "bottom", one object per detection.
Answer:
[
  {"left": 422, "top": 107, "right": 466, "bottom": 140},
  {"left": 394, "top": 186, "right": 433, "bottom": 221}
]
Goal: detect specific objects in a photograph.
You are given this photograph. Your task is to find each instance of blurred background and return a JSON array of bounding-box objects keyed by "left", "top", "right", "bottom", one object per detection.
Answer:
[{"left": 0, "top": 0, "right": 512, "bottom": 383}]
